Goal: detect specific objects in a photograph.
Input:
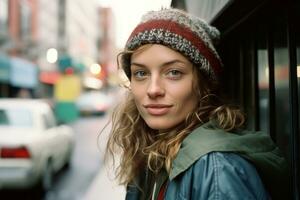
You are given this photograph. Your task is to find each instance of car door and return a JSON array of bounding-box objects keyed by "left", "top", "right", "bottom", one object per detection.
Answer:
[{"left": 41, "top": 110, "right": 66, "bottom": 171}]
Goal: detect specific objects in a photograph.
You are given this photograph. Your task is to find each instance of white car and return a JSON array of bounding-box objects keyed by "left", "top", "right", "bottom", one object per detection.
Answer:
[
  {"left": 0, "top": 99, "right": 74, "bottom": 192},
  {"left": 76, "top": 91, "right": 113, "bottom": 116}
]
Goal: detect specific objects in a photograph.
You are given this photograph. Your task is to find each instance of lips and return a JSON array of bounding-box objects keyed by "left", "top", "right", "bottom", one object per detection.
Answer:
[{"left": 144, "top": 104, "right": 173, "bottom": 116}]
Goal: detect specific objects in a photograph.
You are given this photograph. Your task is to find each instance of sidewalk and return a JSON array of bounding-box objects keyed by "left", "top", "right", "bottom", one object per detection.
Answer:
[
  {"left": 83, "top": 164, "right": 126, "bottom": 200},
  {"left": 84, "top": 87, "right": 127, "bottom": 200}
]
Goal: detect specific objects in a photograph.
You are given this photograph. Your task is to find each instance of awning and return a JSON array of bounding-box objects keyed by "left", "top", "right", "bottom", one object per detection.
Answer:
[
  {"left": 10, "top": 57, "right": 38, "bottom": 88},
  {"left": 39, "top": 71, "right": 61, "bottom": 84}
]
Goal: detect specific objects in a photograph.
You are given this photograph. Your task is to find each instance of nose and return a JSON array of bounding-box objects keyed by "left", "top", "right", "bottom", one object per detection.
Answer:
[{"left": 147, "top": 75, "right": 165, "bottom": 99}]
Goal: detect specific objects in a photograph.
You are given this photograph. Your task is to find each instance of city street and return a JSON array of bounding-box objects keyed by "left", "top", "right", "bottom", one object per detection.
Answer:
[
  {"left": 46, "top": 115, "right": 110, "bottom": 200},
  {"left": 0, "top": 114, "right": 110, "bottom": 200},
  {"left": 1, "top": 0, "right": 299, "bottom": 199}
]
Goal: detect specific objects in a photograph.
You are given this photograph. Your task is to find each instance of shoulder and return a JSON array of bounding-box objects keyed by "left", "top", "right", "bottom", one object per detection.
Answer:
[
  {"left": 194, "top": 151, "right": 256, "bottom": 173},
  {"left": 189, "top": 152, "right": 262, "bottom": 183},
  {"left": 185, "top": 152, "right": 270, "bottom": 199}
]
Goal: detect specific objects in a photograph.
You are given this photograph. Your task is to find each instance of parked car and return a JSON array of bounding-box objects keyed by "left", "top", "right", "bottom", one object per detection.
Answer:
[
  {"left": 76, "top": 91, "right": 113, "bottom": 116},
  {"left": 0, "top": 99, "right": 74, "bottom": 192}
]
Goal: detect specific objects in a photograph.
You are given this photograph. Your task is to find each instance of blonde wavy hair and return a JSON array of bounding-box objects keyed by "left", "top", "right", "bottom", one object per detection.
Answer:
[{"left": 105, "top": 48, "right": 245, "bottom": 186}]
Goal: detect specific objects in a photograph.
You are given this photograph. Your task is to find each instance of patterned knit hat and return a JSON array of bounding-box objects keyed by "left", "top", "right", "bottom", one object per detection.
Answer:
[{"left": 122, "top": 8, "right": 223, "bottom": 81}]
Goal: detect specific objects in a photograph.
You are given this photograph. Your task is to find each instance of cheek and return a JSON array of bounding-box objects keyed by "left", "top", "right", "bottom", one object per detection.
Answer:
[
  {"left": 131, "top": 85, "right": 144, "bottom": 105},
  {"left": 170, "top": 81, "right": 196, "bottom": 104},
  {"left": 178, "top": 92, "right": 197, "bottom": 111}
]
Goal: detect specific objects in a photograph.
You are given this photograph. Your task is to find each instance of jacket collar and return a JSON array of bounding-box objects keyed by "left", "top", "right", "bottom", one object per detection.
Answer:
[{"left": 169, "top": 121, "right": 278, "bottom": 180}]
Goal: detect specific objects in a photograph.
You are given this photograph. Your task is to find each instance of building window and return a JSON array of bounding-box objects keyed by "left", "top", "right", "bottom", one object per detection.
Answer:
[
  {"left": 296, "top": 0, "right": 300, "bottom": 140},
  {"left": 296, "top": 13, "right": 300, "bottom": 177},
  {"left": 257, "top": 33, "right": 269, "bottom": 134},
  {"left": 273, "top": 19, "right": 291, "bottom": 160}
]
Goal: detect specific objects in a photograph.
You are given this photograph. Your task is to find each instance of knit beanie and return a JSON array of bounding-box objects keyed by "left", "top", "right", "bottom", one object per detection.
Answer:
[{"left": 122, "top": 8, "right": 223, "bottom": 81}]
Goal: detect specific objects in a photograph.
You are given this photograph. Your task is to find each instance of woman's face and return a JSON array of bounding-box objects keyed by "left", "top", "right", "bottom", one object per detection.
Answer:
[{"left": 130, "top": 44, "right": 198, "bottom": 131}]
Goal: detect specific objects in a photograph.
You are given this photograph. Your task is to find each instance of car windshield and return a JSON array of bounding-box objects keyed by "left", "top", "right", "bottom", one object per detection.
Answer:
[{"left": 0, "top": 108, "right": 33, "bottom": 127}]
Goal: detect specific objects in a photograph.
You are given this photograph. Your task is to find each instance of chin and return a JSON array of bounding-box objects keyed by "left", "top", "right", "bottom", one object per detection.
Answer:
[{"left": 145, "top": 119, "right": 179, "bottom": 131}]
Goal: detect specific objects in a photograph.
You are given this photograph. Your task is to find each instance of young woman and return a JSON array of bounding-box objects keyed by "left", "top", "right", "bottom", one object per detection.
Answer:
[{"left": 105, "top": 8, "right": 290, "bottom": 200}]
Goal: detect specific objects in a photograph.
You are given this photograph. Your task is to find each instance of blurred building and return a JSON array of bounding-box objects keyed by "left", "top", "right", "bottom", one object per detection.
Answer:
[
  {"left": 0, "top": 0, "right": 39, "bottom": 98},
  {"left": 0, "top": 0, "right": 104, "bottom": 98},
  {"left": 38, "top": 0, "right": 100, "bottom": 96},
  {"left": 0, "top": 0, "right": 10, "bottom": 51},
  {"left": 172, "top": 0, "right": 300, "bottom": 198},
  {"left": 63, "top": 0, "right": 99, "bottom": 59},
  {"left": 36, "top": 0, "right": 60, "bottom": 97},
  {"left": 96, "top": 7, "right": 116, "bottom": 88},
  {"left": 0, "top": 0, "right": 10, "bottom": 95}
]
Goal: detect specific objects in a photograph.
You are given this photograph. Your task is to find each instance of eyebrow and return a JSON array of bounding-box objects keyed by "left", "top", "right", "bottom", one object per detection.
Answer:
[{"left": 131, "top": 59, "right": 188, "bottom": 68}]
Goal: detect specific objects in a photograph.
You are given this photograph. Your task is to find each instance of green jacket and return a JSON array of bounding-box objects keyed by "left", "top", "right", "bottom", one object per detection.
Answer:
[
  {"left": 126, "top": 122, "right": 291, "bottom": 200},
  {"left": 166, "top": 121, "right": 290, "bottom": 199}
]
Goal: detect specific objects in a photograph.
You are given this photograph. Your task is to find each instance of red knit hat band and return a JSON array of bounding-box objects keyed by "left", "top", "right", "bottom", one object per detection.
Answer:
[
  {"left": 124, "top": 8, "right": 223, "bottom": 81},
  {"left": 127, "top": 19, "right": 222, "bottom": 74}
]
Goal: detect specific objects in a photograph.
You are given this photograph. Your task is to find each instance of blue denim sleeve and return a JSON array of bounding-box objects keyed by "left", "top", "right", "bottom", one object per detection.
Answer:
[{"left": 191, "top": 152, "right": 270, "bottom": 200}]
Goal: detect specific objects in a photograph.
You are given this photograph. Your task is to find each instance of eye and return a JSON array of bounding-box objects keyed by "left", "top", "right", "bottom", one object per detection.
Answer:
[
  {"left": 166, "top": 69, "right": 183, "bottom": 79},
  {"left": 132, "top": 70, "right": 148, "bottom": 80}
]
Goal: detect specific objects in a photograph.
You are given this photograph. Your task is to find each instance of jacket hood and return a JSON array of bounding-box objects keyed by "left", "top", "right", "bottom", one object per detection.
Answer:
[{"left": 170, "top": 121, "right": 290, "bottom": 199}]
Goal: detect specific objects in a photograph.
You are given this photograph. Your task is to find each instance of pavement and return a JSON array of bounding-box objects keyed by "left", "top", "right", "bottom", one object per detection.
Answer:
[
  {"left": 83, "top": 163, "right": 126, "bottom": 200},
  {"left": 83, "top": 87, "right": 127, "bottom": 200},
  {"left": 82, "top": 129, "right": 126, "bottom": 200}
]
